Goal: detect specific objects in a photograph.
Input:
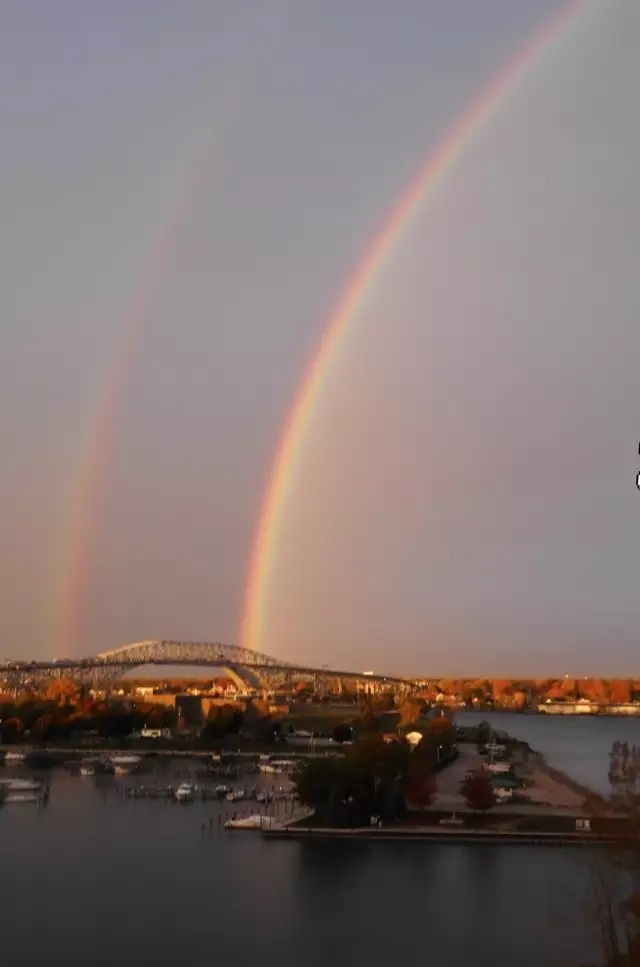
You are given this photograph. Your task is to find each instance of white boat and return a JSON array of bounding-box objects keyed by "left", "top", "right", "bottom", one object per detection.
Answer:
[
  {"left": 4, "top": 750, "right": 28, "bottom": 764},
  {"left": 224, "top": 814, "right": 277, "bottom": 830},
  {"left": 270, "top": 759, "right": 296, "bottom": 771},
  {"left": 80, "top": 757, "right": 102, "bottom": 777},
  {"left": 226, "top": 787, "right": 246, "bottom": 802},
  {"left": 110, "top": 754, "right": 142, "bottom": 776},
  {"left": 175, "top": 782, "right": 196, "bottom": 802},
  {"left": 259, "top": 764, "right": 281, "bottom": 774},
  {"left": 5, "top": 791, "right": 40, "bottom": 804},
  {"left": 215, "top": 784, "right": 229, "bottom": 795},
  {"left": 0, "top": 778, "right": 42, "bottom": 792}
]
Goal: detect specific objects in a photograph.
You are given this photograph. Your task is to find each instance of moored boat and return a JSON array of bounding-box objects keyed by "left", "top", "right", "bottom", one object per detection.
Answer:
[
  {"left": 225, "top": 815, "right": 277, "bottom": 830},
  {"left": 110, "top": 754, "right": 142, "bottom": 776},
  {"left": 175, "top": 782, "right": 196, "bottom": 802},
  {"left": 5, "top": 791, "right": 40, "bottom": 804},
  {"left": 79, "top": 757, "right": 104, "bottom": 777},
  {"left": 0, "top": 778, "right": 42, "bottom": 792},
  {"left": 3, "top": 749, "right": 28, "bottom": 764}
]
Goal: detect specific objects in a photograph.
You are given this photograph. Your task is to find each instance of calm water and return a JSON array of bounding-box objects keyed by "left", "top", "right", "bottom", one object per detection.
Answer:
[
  {"left": 1, "top": 713, "right": 627, "bottom": 967},
  {"left": 457, "top": 709, "right": 640, "bottom": 792}
]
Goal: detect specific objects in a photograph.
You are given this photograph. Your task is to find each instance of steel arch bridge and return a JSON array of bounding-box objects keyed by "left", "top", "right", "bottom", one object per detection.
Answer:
[
  {"left": 0, "top": 640, "right": 415, "bottom": 692},
  {"left": 98, "top": 639, "right": 295, "bottom": 670},
  {"left": 95, "top": 639, "right": 295, "bottom": 688}
]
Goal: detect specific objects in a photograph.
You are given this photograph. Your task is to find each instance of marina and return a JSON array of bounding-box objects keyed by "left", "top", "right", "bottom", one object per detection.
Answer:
[
  {"left": 0, "top": 747, "right": 598, "bottom": 967},
  {"left": 0, "top": 716, "right": 630, "bottom": 967}
]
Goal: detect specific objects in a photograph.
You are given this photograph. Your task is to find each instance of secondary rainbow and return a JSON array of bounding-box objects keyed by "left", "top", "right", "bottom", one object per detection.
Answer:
[
  {"left": 51, "top": 1, "right": 298, "bottom": 657},
  {"left": 240, "top": 0, "right": 593, "bottom": 653}
]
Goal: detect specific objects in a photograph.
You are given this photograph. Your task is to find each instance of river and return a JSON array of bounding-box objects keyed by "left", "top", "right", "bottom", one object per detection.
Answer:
[
  {"left": 457, "top": 709, "right": 640, "bottom": 792},
  {"left": 0, "top": 714, "right": 626, "bottom": 967}
]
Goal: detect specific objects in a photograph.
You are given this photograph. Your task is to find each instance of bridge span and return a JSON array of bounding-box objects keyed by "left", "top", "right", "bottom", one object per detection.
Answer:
[{"left": 0, "top": 639, "right": 415, "bottom": 692}]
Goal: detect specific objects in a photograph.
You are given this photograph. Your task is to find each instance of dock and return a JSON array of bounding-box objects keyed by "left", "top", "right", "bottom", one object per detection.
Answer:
[{"left": 261, "top": 824, "right": 617, "bottom": 846}]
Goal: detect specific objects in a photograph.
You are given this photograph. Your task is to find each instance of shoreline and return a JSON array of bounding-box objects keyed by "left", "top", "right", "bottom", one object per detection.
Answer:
[
  {"left": 262, "top": 825, "right": 613, "bottom": 846},
  {"left": 260, "top": 731, "right": 609, "bottom": 846}
]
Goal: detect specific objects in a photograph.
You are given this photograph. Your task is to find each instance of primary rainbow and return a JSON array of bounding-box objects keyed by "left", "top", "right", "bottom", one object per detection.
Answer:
[{"left": 240, "top": 0, "right": 592, "bottom": 653}]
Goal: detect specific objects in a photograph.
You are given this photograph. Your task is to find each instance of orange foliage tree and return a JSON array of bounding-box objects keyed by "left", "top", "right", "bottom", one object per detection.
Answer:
[{"left": 44, "top": 677, "right": 79, "bottom": 706}]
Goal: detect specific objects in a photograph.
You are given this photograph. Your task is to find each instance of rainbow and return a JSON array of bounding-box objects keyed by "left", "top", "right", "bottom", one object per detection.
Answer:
[
  {"left": 240, "top": 0, "right": 593, "bottom": 653},
  {"left": 51, "top": 1, "right": 297, "bottom": 657}
]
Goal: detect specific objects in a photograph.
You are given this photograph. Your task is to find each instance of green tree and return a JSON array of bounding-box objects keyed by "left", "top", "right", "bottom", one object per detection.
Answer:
[
  {"left": 0, "top": 716, "right": 24, "bottom": 742},
  {"left": 204, "top": 704, "right": 242, "bottom": 737},
  {"left": 332, "top": 722, "right": 354, "bottom": 744},
  {"left": 476, "top": 720, "right": 493, "bottom": 747},
  {"left": 293, "top": 735, "right": 411, "bottom": 827}
]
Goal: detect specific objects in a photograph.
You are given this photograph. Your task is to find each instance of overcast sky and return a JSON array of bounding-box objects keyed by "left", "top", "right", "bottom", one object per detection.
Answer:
[{"left": 2, "top": 0, "right": 638, "bottom": 676}]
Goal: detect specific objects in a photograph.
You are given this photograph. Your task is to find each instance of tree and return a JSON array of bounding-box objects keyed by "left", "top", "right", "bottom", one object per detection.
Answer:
[
  {"left": 0, "top": 716, "right": 24, "bottom": 742},
  {"left": 293, "top": 735, "right": 411, "bottom": 827},
  {"left": 399, "top": 698, "right": 425, "bottom": 728},
  {"left": 424, "top": 716, "right": 456, "bottom": 756},
  {"left": 44, "top": 677, "right": 79, "bottom": 707},
  {"left": 583, "top": 784, "right": 640, "bottom": 965},
  {"left": 406, "top": 773, "right": 436, "bottom": 813},
  {"left": 370, "top": 693, "right": 396, "bottom": 714},
  {"left": 204, "top": 704, "right": 242, "bottom": 737},
  {"left": 249, "top": 698, "right": 271, "bottom": 718},
  {"left": 332, "top": 722, "right": 354, "bottom": 744},
  {"left": 463, "top": 771, "right": 495, "bottom": 812},
  {"left": 477, "top": 720, "right": 493, "bottom": 747},
  {"left": 32, "top": 713, "right": 54, "bottom": 739},
  {"left": 357, "top": 707, "right": 381, "bottom": 735}
]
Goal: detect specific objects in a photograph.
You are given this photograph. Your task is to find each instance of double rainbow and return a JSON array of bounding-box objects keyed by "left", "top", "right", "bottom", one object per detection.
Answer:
[{"left": 52, "top": 0, "right": 593, "bottom": 658}]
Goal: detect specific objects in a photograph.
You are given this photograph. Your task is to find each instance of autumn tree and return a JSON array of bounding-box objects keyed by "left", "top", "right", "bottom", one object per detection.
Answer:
[
  {"left": 406, "top": 772, "right": 437, "bottom": 813},
  {"left": 370, "top": 692, "right": 396, "bottom": 714},
  {"left": 357, "top": 706, "right": 381, "bottom": 735},
  {"left": 424, "top": 715, "right": 456, "bottom": 752},
  {"left": 399, "top": 698, "right": 426, "bottom": 728},
  {"left": 44, "top": 677, "right": 79, "bottom": 707},
  {"left": 463, "top": 771, "right": 495, "bottom": 812},
  {"left": 250, "top": 698, "right": 271, "bottom": 718},
  {"left": 609, "top": 680, "right": 632, "bottom": 705}
]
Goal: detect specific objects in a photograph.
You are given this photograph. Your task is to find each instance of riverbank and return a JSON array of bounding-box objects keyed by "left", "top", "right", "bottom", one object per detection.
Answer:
[
  {"left": 262, "top": 824, "right": 614, "bottom": 846},
  {"left": 263, "top": 731, "right": 611, "bottom": 846}
]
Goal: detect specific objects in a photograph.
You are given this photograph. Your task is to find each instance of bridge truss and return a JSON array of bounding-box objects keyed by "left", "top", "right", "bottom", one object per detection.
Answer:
[{"left": 0, "top": 639, "right": 415, "bottom": 693}]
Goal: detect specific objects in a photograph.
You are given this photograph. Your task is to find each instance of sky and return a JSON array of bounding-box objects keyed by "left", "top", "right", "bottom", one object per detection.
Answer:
[{"left": 1, "top": 0, "right": 638, "bottom": 676}]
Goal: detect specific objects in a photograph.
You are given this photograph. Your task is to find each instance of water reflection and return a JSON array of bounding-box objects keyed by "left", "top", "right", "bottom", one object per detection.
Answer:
[{"left": 0, "top": 757, "right": 600, "bottom": 967}]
